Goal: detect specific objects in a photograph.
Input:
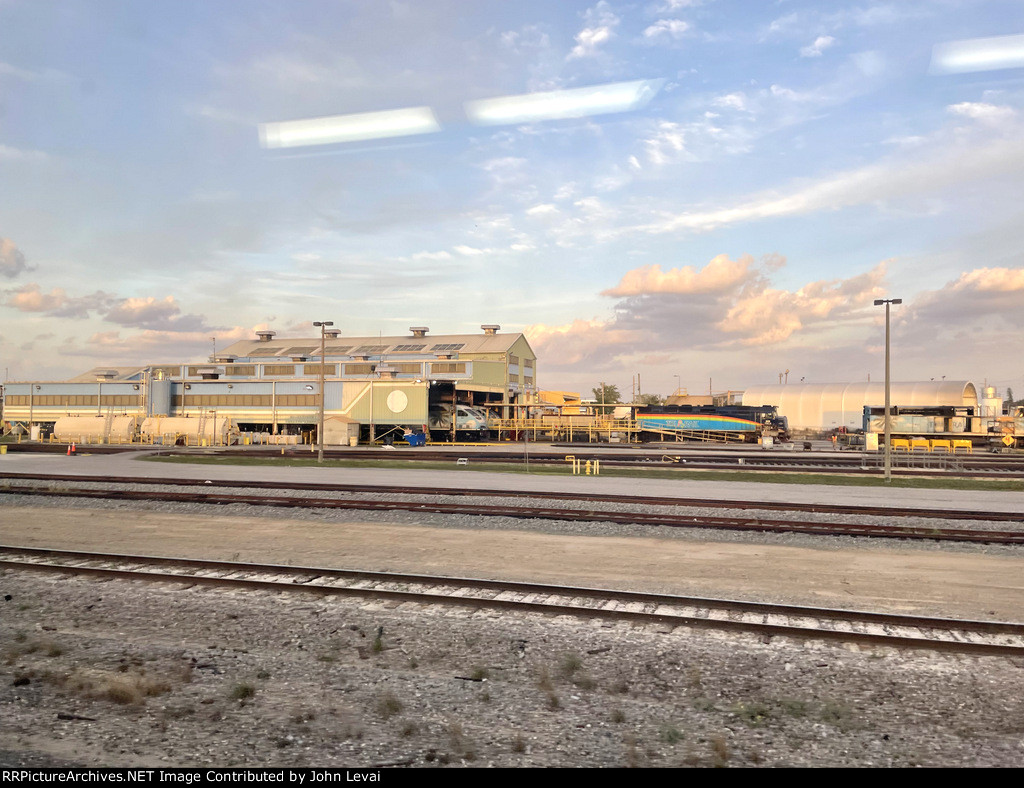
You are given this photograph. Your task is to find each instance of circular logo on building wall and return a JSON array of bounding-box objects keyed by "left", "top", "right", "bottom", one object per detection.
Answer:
[{"left": 386, "top": 390, "right": 408, "bottom": 414}]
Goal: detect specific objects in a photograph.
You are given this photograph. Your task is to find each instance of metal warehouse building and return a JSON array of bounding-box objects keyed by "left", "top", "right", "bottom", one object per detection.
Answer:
[
  {"left": 1, "top": 325, "right": 536, "bottom": 443},
  {"left": 741, "top": 381, "right": 980, "bottom": 431}
]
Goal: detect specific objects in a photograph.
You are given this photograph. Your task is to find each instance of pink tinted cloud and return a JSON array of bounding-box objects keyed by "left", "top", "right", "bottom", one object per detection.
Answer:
[
  {"left": 716, "top": 263, "right": 887, "bottom": 345},
  {"left": 66, "top": 326, "right": 257, "bottom": 362},
  {"left": 104, "top": 295, "right": 184, "bottom": 328},
  {"left": 4, "top": 283, "right": 114, "bottom": 318},
  {"left": 951, "top": 266, "right": 1024, "bottom": 292},
  {"left": 601, "top": 254, "right": 754, "bottom": 297},
  {"left": 1, "top": 238, "right": 29, "bottom": 279}
]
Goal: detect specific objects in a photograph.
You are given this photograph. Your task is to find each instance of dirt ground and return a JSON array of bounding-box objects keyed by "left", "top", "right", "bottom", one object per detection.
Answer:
[{"left": 4, "top": 504, "right": 1024, "bottom": 620}]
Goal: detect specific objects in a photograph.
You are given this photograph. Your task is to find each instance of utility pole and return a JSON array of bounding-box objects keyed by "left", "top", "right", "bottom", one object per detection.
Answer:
[
  {"left": 313, "top": 320, "right": 334, "bottom": 463},
  {"left": 874, "top": 299, "right": 902, "bottom": 483}
]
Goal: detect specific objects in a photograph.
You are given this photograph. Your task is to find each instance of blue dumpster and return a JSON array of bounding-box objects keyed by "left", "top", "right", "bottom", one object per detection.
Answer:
[{"left": 405, "top": 433, "right": 426, "bottom": 447}]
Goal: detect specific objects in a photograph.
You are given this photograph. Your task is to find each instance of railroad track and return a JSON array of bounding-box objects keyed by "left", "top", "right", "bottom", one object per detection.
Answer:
[
  {"left": 5, "top": 443, "right": 1024, "bottom": 476},
  {"left": 3, "top": 481, "right": 1023, "bottom": 544},
  {"left": 4, "top": 472, "right": 1022, "bottom": 522},
  {"left": 218, "top": 448, "right": 1024, "bottom": 477},
  {"left": 4, "top": 545, "right": 1023, "bottom": 659}
]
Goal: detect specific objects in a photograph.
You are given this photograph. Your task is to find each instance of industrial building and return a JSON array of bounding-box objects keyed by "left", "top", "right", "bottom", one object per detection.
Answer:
[
  {"left": 1, "top": 325, "right": 537, "bottom": 444},
  {"left": 740, "top": 381, "right": 984, "bottom": 432}
]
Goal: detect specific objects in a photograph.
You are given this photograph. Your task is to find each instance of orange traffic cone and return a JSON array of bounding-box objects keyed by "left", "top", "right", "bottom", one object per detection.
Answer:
[
  {"left": 70, "top": 442, "right": 76, "bottom": 456},
  {"left": 67, "top": 443, "right": 71, "bottom": 456}
]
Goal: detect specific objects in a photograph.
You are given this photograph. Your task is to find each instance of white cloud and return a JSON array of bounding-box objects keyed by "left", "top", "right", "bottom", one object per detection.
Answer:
[
  {"left": 0, "top": 144, "right": 49, "bottom": 162},
  {"left": 800, "top": 36, "right": 836, "bottom": 57},
  {"left": 644, "top": 121, "right": 688, "bottom": 165},
  {"left": 643, "top": 20, "right": 691, "bottom": 40},
  {"left": 637, "top": 129, "right": 1024, "bottom": 235},
  {"left": 410, "top": 250, "right": 453, "bottom": 261},
  {"left": 713, "top": 92, "right": 749, "bottom": 111},
  {"left": 567, "top": 2, "right": 619, "bottom": 60},
  {"left": 526, "top": 204, "right": 559, "bottom": 217},
  {"left": 453, "top": 245, "right": 490, "bottom": 256},
  {"left": 947, "top": 102, "right": 1015, "bottom": 124},
  {"left": 654, "top": 0, "right": 701, "bottom": 9}
]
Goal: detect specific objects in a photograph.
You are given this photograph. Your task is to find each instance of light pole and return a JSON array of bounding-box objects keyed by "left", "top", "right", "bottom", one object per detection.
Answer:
[
  {"left": 313, "top": 320, "right": 333, "bottom": 463},
  {"left": 674, "top": 375, "right": 680, "bottom": 397},
  {"left": 873, "top": 298, "right": 902, "bottom": 483}
]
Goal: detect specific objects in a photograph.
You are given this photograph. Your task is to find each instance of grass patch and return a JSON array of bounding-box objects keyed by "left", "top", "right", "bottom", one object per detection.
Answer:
[
  {"left": 142, "top": 453, "right": 1024, "bottom": 490},
  {"left": 820, "top": 700, "right": 857, "bottom": 730},
  {"left": 60, "top": 668, "right": 174, "bottom": 705},
  {"left": 558, "top": 653, "right": 583, "bottom": 678},
  {"left": 4, "top": 638, "right": 65, "bottom": 662},
  {"left": 230, "top": 682, "right": 256, "bottom": 701},
  {"left": 778, "top": 698, "right": 810, "bottom": 718},
  {"left": 710, "top": 735, "right": 730, "bottom": 767},
  {"left": 376, "top": 690, "right": 403, "bottom": 720},
  {"left": 731, "top": 701, "right": 772, "bottom": 727},
  {"left": 660, "top": 724, "right": 684, "bottom": 744}
]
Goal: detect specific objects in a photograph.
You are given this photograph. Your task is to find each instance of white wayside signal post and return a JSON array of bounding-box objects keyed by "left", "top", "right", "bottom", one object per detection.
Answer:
[
  {"left": 873, "top": 299, "right": 902, "bottom": 483},
  {"left": 313, "top": 320, "right": 334, "bottom": 463}
]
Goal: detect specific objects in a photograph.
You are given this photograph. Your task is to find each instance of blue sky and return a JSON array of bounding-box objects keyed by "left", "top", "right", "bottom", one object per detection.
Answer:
[{"left": 2, "top": 0, "right": 1023, "bottom": 398}]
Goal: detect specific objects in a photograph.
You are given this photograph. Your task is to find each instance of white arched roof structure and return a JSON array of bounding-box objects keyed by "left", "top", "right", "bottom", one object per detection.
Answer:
[{"left": 740, "top": 381, "right": 978, "bottom": 430}]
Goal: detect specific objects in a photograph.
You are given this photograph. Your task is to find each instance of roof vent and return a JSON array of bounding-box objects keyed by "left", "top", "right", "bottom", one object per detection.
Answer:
[
  {"left": 377, "top": 364, "right": 397, "bottom": 380},
  {"left": 481, "top": 324, "right": 500, "bottom": 335},
  {"left": 214, "top": 355, "right": 237, "bottom": 363},
  {"left": 324, "top": 329, "right": 341, "bottom": 339},
  {"left": 410, "top": 326, "right": 429, "bottom": 338},
  {"left": 95, "top": 369, "right": 118, "bottom": 380},
  {"left": 256, "top": 330, "right": 276, "bottom": 342}
]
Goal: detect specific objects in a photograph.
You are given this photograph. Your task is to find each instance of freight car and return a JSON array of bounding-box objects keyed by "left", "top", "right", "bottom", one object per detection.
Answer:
[{"left": 634, "top": 405, "right": 789, "bottom": 443}]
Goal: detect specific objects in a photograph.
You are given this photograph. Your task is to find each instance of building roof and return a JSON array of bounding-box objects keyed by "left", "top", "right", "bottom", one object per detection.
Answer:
[
  {"left": 220, "top": 330, "right": 533, "bottom": 360},
  {"left": 66, "top": 367, "right": 148, "bottom": 383}
]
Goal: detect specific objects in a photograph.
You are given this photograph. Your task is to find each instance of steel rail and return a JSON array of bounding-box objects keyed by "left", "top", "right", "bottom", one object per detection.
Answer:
[
  {"left": 4, "top": 484, "right": 1023, "bottom": 544},
  {"left": 3, "top": 472, "right": 1022, "bottom": 523},
  {"left": 203, "top": 449, "right": 1024, "bottom": 477},
  {"left": 5, "top": 442, "right": 1024, "bottom": 474},
  {"left": 3, "top": 545, "right": 1022, "bottom": 659}
]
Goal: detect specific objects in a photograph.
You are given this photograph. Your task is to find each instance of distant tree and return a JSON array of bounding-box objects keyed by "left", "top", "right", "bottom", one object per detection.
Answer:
[
  {"left": 591, "top": 383, "right": 621, "bottom": 404},
  {"left": 638, "top": 393, "right": 664, "bottom": 406}
]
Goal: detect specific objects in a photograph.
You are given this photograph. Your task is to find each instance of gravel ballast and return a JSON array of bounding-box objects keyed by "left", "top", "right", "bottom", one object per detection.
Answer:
[{"left": 3, "top": 571, "right": 1024, "bottom": 768}]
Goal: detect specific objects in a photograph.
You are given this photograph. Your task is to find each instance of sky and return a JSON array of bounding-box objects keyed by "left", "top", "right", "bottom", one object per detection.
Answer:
[{"left": 1, "top": 0, "right": 1023, "bottom": 399}]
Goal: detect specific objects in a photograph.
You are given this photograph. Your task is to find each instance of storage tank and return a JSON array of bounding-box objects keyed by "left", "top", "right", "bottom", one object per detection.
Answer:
[
  {"left": 54, "top": 416, "right": 138, "bottom": 443},
  {"left": 980, "top": 386, "right": 1002, "bottom": 420},
  {"left": 140, "top": 416, "right": 236, "bottom": 445}
]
